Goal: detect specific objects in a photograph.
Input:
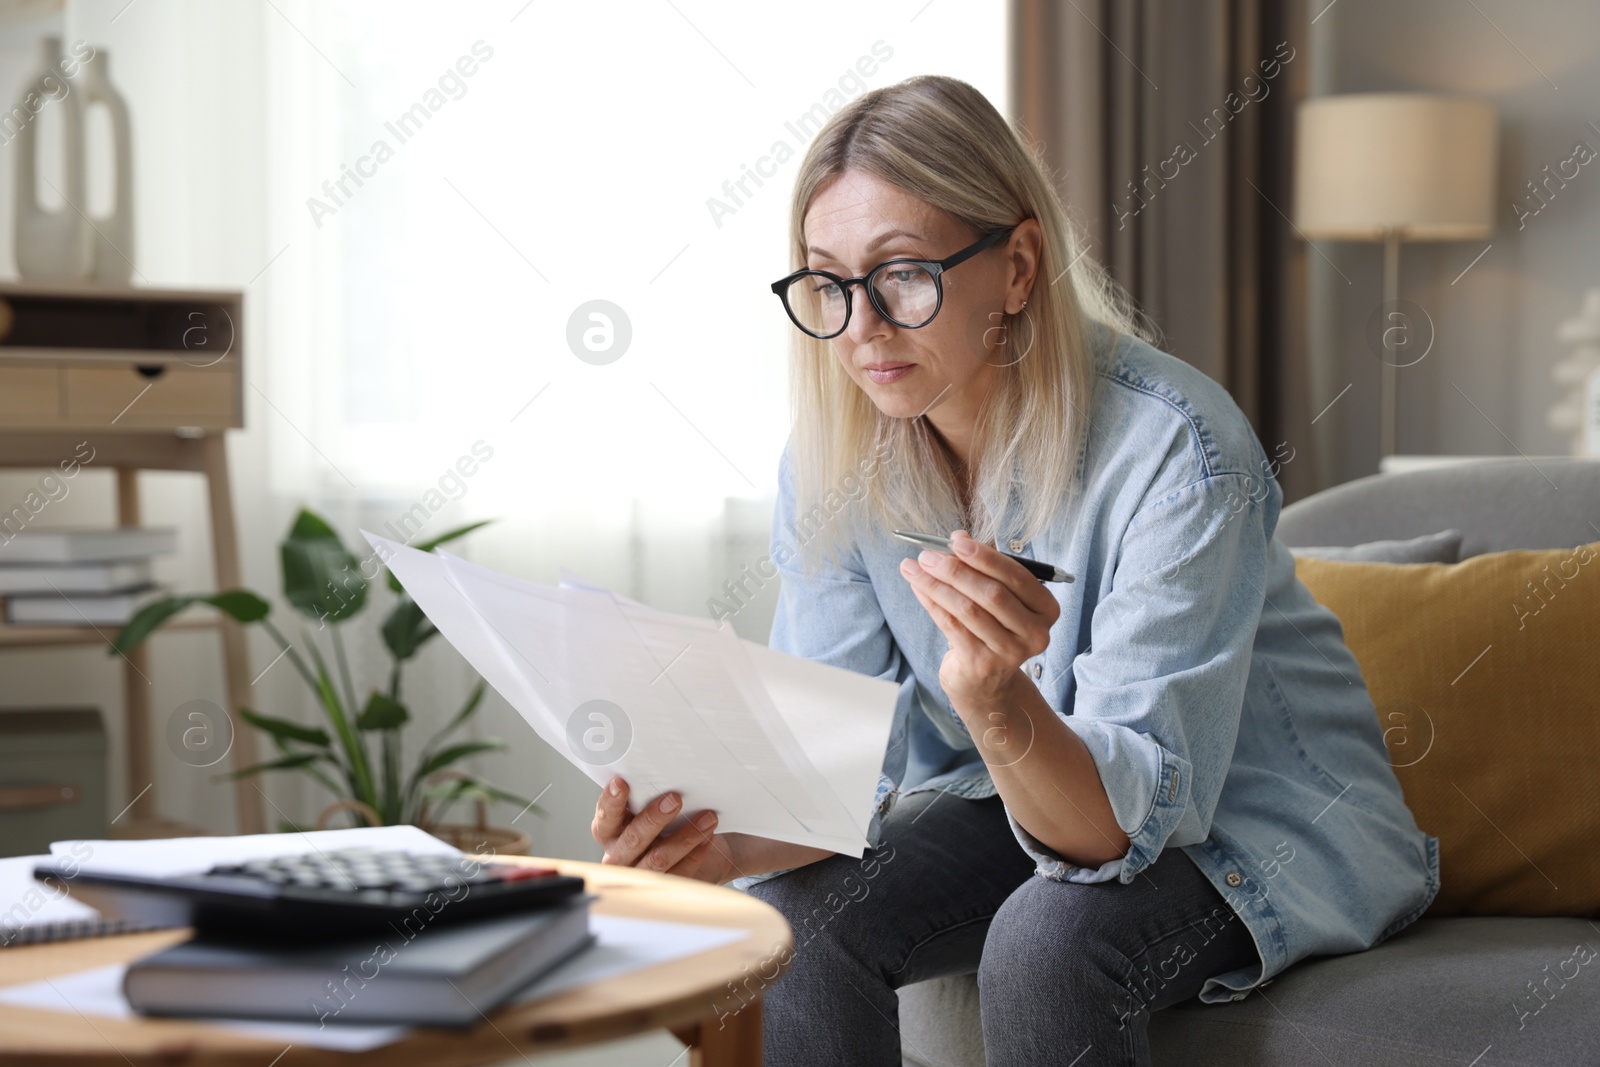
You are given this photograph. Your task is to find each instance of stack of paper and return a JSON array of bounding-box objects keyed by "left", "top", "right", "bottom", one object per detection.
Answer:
[
  {"left": 360, "top": 531, "right": 898, "bottom": 856},
  {"left": 0, "top": 527, "right": 177, "bottom": 626}
]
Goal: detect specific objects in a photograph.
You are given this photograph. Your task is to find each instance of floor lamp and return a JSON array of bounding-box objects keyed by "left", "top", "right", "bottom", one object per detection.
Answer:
[{"left": 1293, "top": 93, "right": 1497, "bottom": 460}]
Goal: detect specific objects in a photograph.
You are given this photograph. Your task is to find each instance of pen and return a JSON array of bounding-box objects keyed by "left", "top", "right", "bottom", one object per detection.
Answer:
[{"left": 892, "top": 530, "right": 1075, "bottom": 584}]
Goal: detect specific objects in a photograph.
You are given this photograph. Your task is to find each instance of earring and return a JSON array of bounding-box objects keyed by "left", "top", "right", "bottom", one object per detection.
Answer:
[{"left": 1020, "top": 299, "right": 1029, "bottom": 311}]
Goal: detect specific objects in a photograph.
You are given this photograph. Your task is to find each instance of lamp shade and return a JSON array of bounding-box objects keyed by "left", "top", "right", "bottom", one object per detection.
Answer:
[{"left": 1293, "top": 93, "right": 1497, "bottom": 241}]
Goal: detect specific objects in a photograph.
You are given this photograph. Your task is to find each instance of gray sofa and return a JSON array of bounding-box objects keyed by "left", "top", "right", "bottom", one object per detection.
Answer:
[{"left": 898, "top": 457, "right": 1600, "bottom": 1066}]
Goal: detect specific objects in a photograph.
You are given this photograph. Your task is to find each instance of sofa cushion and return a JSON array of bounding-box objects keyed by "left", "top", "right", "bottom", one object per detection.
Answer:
[
  {"left": 1292, "top": 542, "right": 1600, "bottom": 917},
  {"left": 899, "top": 971, "right": 986, "bottom": 1067},
  {"left": 899, "top": 918, "right": 1600, "bottom": 1067},
  {"left": 1147, "top": 917, "right": 1600, "bottom": 1065},
  {"left": 1288, "top": 528, "right": 1463, "bottom": 563}
]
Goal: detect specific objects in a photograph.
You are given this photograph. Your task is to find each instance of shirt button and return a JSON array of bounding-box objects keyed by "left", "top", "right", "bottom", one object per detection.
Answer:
[
  {"left": 1032, "top": 662, "right": 1043, "bottom": 679},
  {"left": 1225, "top": 872, "right": 1243, "bottom": 887},
  {"left": 1008, "top": 538, "right": 1025, "bottom": 552}
]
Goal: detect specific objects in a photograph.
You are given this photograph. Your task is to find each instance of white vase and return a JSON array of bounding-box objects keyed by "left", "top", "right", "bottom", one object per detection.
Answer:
[
  {"left": 13, "top": 36, "right": 94, "bottom": 282},
  {"left": 73, "top": 47, "right": 135, "bottom": 285}
]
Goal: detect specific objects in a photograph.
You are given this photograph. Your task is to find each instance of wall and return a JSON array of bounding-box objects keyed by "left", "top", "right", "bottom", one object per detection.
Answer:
[{"left": 1307, "top": 0, "right": 1600, "bottom": 485}]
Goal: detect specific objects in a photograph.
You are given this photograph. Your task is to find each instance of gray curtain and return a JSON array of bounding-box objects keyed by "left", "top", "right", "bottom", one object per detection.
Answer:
[{"left": 1010, "top": 0, "right": 1321, "bottom": 503}]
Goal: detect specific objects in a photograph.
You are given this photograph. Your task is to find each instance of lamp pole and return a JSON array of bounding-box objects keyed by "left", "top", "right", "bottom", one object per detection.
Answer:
[{"left": 1381, "top": 228, "right": 1401, "bottom": 460}]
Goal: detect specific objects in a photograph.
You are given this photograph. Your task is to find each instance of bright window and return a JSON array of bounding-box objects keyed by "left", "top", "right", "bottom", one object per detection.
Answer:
[{"left": 264, "top": 0, "right": 1008, "bottom": 515}]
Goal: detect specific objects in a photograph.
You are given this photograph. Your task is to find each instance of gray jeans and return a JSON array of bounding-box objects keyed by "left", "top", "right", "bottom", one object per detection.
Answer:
[{"left": 745, "top": 788, "right": 1261, "bottom": 1066}]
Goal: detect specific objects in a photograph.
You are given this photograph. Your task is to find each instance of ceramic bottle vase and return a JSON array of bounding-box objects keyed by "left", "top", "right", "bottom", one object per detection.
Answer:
[
  {"left": 13, "top": 36, "right": 93, "bottom": 282},
  {"left": 74, "top": 47, "right": 135, "bottom": 284}
]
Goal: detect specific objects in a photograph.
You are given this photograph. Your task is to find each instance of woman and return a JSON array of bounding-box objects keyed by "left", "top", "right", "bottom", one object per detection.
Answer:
[{"left": 591, "top": 75, "right": 1438, "bottom": 1067}]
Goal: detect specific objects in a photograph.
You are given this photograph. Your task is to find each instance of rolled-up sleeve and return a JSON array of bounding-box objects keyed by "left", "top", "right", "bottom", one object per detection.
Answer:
[
  {"left": 728, "top": 445, "right": 916, "bottom": 893},
  {"left": 1009, "top": 468, "right": 1271, "bottom": 885}
]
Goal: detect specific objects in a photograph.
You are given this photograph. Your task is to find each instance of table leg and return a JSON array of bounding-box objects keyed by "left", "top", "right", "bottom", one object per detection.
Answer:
[
  {"left": 671, "top": 998, "right": 764, "bottom": 1066},
  {"left": 200, "top": 433, "right": 265, "bottom": 835}
]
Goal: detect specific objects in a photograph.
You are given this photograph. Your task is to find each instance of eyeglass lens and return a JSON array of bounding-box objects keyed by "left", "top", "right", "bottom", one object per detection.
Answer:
[{"left": 780, "top": 262, "right": 940, "bottom": 337}]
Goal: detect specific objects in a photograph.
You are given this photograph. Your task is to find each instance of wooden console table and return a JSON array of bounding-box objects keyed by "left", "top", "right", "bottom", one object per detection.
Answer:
[{"left": 0, "top": 282, "right": 264, "bottom": 835}]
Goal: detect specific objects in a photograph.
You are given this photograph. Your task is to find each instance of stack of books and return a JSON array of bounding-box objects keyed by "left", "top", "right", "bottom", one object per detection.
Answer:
[
  {"left": 12, "top": 827, "right": 599, "bottom": 1028},
  {"left": 0, "top": 527, "right": 176, "bottom": 627}
]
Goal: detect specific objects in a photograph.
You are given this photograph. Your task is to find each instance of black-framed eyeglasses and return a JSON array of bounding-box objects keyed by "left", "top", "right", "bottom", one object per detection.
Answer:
[{"left": 770, "top": 225, "right": 1016, "bottom": 339}]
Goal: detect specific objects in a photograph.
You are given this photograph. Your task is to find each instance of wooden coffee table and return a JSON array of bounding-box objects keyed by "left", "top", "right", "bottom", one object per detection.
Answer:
[{"left": 0, "top": 854, "right": 793, "bottom": 1066}]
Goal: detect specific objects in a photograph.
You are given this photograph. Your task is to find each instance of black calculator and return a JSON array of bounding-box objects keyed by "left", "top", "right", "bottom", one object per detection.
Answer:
[{"left": 34, "top": 847, "right": 587, "bottom": 940}]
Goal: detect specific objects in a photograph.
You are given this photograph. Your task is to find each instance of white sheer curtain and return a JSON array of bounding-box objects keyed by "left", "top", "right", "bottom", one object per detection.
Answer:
[
  {"left": 5, "top": 0, "right": 1004, "bottom": 855},
  {"left": 254, "top": 1, "right": 1006, "bottom": 857}
]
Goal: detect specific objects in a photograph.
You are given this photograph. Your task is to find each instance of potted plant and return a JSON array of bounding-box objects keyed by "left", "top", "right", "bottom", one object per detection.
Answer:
[{"left": 111, "top": 509, "right": 537, "bottom": 851}]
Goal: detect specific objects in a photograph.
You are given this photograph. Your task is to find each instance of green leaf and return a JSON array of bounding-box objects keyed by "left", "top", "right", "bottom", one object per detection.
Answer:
[
  {"left": 382, "top": 730, "right": 402, "bottom": 824},
  {"left": 380, "top": 596, "right": 438, "bottom": 662},
  {"left": 204, "top": 589, "right": 271, "bottom": 622},
  {"left": 239, "top": 707, "right": 331, "bottom": 747},
  {"left": 356, "top": 692, "right": 409, "bottom": 731},
  {"left": 411, "top": 519, "right": 494, "bottom": 554},
  {"left": 299, "top": 756, "right": 347, "bottom": 797},
  {"left": 475, "top": 781, "right": 536, "bottom": 808},
  {"left": 262, "top": 730, "right": 344, "bottom": 794},
  {"left": 420, "top": 774, "right": 536, "bottom": 826},
  {"left": 110, "top": 590, "right": 272, "bottom": 657},
  {"left": 410, "top": 740, "right": 506, "bottom": 787},
  {"left": 423, "top": 776, "right": 533, "bottom": 810},
  {"left": 384, "top": 519, "right": 493, "bottom": 593},
  {"left": 420, "top": 775, "right": 479, "bottom": 805},
  {"left": 408, "top": 682, "right": 490, "bottom": 815},
  {"left": 281, "top": 508, "right": 367, "bottom": 624},
  {"left": 216, "top": 752, "right": 327, "bottom": 780},
  {"left": 109, "top": 596, "right": 203, "bottom": 656},
  {"left": 422, "top": 679, "right": 486, "bottom": 753},
  {"left": 314, "top": 661, "right": 377, "bottom": 807}
]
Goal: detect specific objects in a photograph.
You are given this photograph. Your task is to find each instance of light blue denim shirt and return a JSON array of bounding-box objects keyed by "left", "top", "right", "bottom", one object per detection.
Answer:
[{"left": 731, "top": 320, "right": 1440, "bottom": 1004}]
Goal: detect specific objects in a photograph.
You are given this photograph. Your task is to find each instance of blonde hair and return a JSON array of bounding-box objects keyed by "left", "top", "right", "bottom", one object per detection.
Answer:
[{"left": 783, "top": 74, "right": 1152, "bottom": 577}]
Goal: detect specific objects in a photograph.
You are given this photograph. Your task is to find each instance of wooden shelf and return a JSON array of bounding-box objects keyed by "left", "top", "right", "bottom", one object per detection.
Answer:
[
  {"left": 0, "top": 282, "right": 261, "bottom": 832},
  {"left": 0, "top": 616, "right": 218, "bottom": 648}
]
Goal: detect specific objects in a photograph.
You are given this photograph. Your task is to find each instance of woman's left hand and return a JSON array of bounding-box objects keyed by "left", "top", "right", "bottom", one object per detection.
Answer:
[{"left": 899, "top": 529, "right": 1061, "bottom": 712}]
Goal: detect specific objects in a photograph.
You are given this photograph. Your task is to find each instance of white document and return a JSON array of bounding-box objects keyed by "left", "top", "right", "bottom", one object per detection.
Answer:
[
  {"left": 361, "top": 531, "right": 899, "bottom": 855},
  {"left": 49, "top": 825, "right": 462, "bottom": 879}
]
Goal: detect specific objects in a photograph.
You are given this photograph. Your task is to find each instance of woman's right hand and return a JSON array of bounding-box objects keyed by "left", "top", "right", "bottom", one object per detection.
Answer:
[
  {"left": 591, "top": 776, "right": 728, "bottom": 882},
  {"left": 592, "top": 776, "right": 846, "bottom": 884}
]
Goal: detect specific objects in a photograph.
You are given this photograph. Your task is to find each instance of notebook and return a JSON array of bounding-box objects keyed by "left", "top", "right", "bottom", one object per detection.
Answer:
[
  {"left": 0, "top": 854, "right": 176, "bottom": 947},
  {"left": 123, "top": 894, "right": 597, "bottom": 1027}
]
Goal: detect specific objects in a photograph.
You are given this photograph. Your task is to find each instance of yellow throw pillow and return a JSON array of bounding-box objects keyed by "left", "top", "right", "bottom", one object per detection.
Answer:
[{"left": 1292, "top": 540, "right": 1600, "bottom": 918}]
